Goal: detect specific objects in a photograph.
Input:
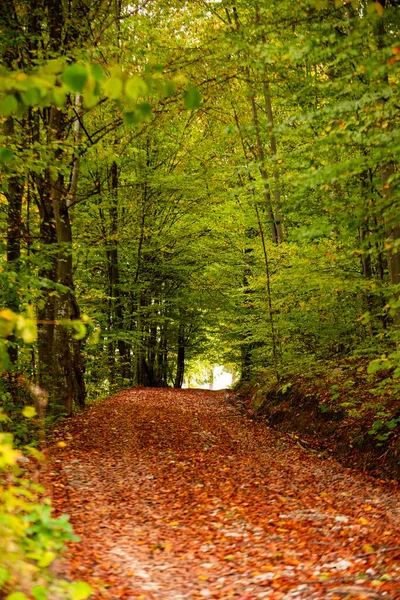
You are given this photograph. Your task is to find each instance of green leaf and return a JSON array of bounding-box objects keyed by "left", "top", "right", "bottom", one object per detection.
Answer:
[
  {"left": 0, "top": 95, "right": 18, "bottom": 116},
  {"left": 183, "top": 84, "right": 201, "bottom": 109},
  {"left": 0, "top": 147, "right": 14, "bottom": 164},
  {"left": 32, "top": 586, "right": 48, "bottom": 600},
  {"left": 137, "top": 102, "right": 152, "bottom": 120},
  {"left": 87, "top": 328, "right": 101, "bottom": 345},
  {"left": 23, "top": 87, "right": 41, "bottom": 106},
  {"left": 72, "top": 321, "right": 87, "bottom": 340},
  {"left": 62, "top": 64, "right": 88, "bottom": 92},
  {"left": 124, "top": 111, "right": 140, "bottom": 126},
  {"left": 91, "top": 63, "right": 105, "bottom": 82},
  {"left": 22, "top": 406, "right": 37, "bottom": 418},
  {"left": 37, "top": 550, "right": 56, "bottom": 567},
  {"left": 16, "top": 315, "right": 37, "bottom": 343},
  {"left": 372, "top": 419, "right": 383, "bottom": 430},
  {"left": 162, "top": 80, "right": 176, "bottom": 98},
  {"left": 6, "top": 593, "right": 29, "bottom": 600},
  {"left": 69, "top": 581, "right": 93, "bottom": 600},
  {"left": 45, "top": 58, "right": 65, "bottom": 74},
  {"left": 83, "top": 89, "right": 98, "bottom": 109},
  {"left": 103, "top": 77, "right": 123, "bottom": 100},
  {"left": 125, "top": 76, "right": 148, "bottom": 101},
  {"left": 53, "top": 87, "right": 67, "bottom": 107},
  {"left": 59, "top": 319, "right": 87, "bottom": 340},
  {"left": 123, "top": 103, "right": 152, "bottom": 126}
]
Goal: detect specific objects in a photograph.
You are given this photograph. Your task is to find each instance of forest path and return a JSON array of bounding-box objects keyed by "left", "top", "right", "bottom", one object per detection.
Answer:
[{"left": 46, "top": 388, "right": 400, "bottom": 600}]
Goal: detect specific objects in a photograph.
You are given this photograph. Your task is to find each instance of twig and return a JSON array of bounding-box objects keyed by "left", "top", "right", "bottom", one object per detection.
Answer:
[{"left": 355, "top": 545, "right": 400, "bottom": 559}]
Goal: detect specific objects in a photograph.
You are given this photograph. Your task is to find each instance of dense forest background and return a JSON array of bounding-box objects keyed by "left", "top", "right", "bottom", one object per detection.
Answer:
[{"left": 0, "top": 0, "right": 399, "bottom": 415}]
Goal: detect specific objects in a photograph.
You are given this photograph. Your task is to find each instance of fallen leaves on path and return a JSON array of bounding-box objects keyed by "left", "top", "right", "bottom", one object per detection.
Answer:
[{"left": 44, "top": 388, "right": 400, "bottom": 599}]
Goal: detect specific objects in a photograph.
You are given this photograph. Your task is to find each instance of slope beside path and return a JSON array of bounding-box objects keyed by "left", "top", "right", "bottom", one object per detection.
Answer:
[{"left": 45, "top": 388, "right": 400, "bottom": 600}]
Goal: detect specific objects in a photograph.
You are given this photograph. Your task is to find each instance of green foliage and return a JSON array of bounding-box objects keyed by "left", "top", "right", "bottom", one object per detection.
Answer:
[
  {"left": 0, "top": 425, "right": 92, "bottom": 599},
  {"left": 0, "top": 0, "right": 399, "bottom": 439},
  {"left": 183, "top": 84, "right": 202, "bottom": 109},
  {"left": 368, "top": 414, "right": 400, "bottom": 444},
  {"left": 62, "top": 64, "right": 88, "bottom": 92}
]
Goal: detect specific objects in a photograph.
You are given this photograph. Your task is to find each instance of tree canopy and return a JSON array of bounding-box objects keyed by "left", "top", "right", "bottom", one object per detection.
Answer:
[{"left": 0, "top": 0, "right": 399, "bottom": 411}]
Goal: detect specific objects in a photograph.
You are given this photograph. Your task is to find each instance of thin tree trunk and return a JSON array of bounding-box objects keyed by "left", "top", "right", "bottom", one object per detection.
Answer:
[
  {"left": 249, "top": 95, "right": 278, "bottom": 244},
  {"left": 174, "top": 316, "right": 185, "bottom": 389},
  {"left": 262, "top": 77, "right": 283, "bottom": 242},
  {"left": 67, "top": 93, "right": 82, "bottom": 208}
]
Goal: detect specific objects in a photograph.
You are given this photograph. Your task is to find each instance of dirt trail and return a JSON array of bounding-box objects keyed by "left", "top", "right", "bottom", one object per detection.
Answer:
[{"left": 46, "top": 388, "right": 400, "bottom": 600}]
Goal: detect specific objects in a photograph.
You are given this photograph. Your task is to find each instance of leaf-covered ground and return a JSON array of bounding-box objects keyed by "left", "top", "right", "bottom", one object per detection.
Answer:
[{"left": 45, "top": 388, "right": 400, "bottom": 599}]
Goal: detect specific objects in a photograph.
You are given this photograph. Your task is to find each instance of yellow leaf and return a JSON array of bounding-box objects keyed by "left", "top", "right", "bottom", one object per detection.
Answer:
[
  {"left": 57, "top": 441, "right": 67, "bottom": 448},
  {"left": 0, "top": 308, "right": 14, "bottom": 321},
  {"left": 198, "top": 575, "right": 209, "bottom": 581},
  {"left": 375, "top": 2, "right": 384, "bottom": 16},
  {"left": 22, "top": 406, "right": 37, "bottom": 418},
  {"left": 358, "top": 517, "right": 370, "bottom": 525},
  {"left": 168, "top": 521, "right": 179, "bottom": 526},
  {"left": 362, "top": 544, "right": 374, "bottom": 553}
]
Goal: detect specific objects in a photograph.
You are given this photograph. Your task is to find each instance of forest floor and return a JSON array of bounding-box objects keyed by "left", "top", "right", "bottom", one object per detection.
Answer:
[{"left": 44, "top": 388, "right": 400, "bottom": 600}]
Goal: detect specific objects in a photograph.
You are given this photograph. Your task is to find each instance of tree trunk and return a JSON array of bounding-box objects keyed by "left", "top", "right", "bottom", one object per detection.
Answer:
[
  {"left": 174, "top": 319, "right": 185, "bottom": 389},
  {"left": 109, "top": 161, "right": 129, "bottom": 379},
  {"left": 250, "top": 95, "right": 278, "bottom": 244},
  {"left": 4, "top": 116, "right": 23, "bottom": 366},
  {"left": 262, "top": 77, "right": 283, "bottom": 242},
  {"left": 49, "top": 107, "right": 85, "bottom": 414}
]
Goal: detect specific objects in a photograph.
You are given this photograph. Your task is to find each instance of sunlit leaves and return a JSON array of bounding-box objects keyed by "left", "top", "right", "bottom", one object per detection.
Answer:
[
  {"left": 125, "top": 76, "right": 148, "bottom": 101},
  {"left": 22, "top": 406, "right": 37, "bottom": 419},
  {"left": 103, "top": 77, "right": 123, "bottom": 99},
  {"left": 69, "top": 581, "right": 93, "bottom": 600},
  {"left": 0, "top": 308, "right": 37, "bottom": 346}
]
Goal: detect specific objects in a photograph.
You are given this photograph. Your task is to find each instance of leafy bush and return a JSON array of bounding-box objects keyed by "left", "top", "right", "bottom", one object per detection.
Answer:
[{"left": 0, "top": 409, "right": 92, "bottom": 600}]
